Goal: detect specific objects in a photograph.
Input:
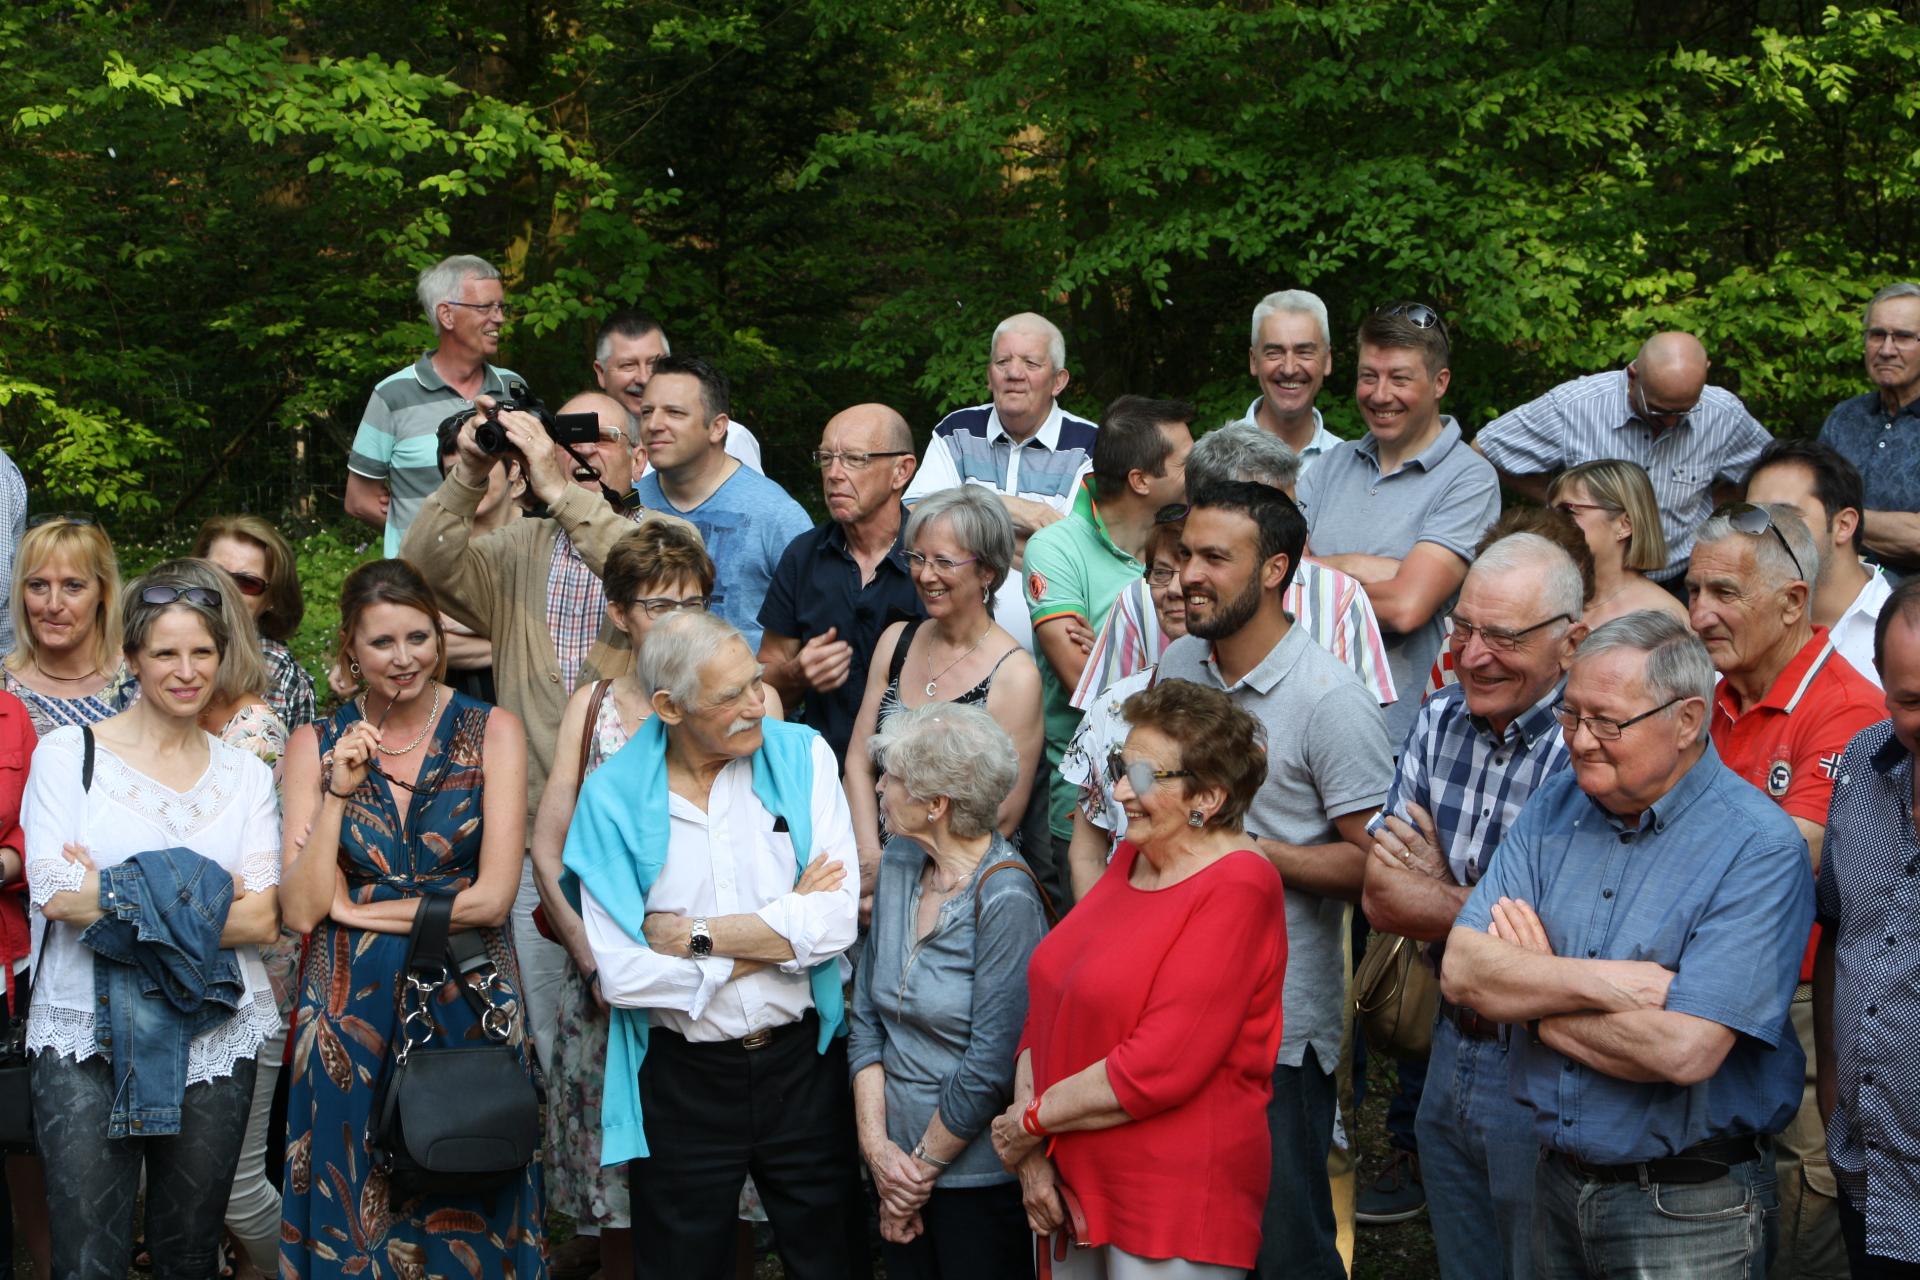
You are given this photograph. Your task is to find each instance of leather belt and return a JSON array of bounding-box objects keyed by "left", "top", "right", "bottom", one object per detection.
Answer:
[
  {"left": 1438, "top": 997, "right": 1501, "bottom": 1041},
  {"left": 653, "top": 1009, "right": 815, "bottom": 1054},
  {"left": 1555, "top": 1134, "right": 1764, "bottom": 1185}
]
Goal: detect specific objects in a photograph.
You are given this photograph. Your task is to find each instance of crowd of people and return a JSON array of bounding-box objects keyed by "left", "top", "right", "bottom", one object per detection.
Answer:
[{"left": 0, "top": 257, "right": 1917, "bottom": 1280}]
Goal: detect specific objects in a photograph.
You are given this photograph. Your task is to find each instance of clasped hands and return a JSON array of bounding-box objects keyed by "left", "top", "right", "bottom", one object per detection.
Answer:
[
  {"left": 1369, "top": 801, "right": 1449, "bottom": 881},
  {"left": 989, "top": 1097, "right": 1066, "bottom": 1236},
  {"left": 863, "top": 1133, "right": 939, "bottom": 1244}
]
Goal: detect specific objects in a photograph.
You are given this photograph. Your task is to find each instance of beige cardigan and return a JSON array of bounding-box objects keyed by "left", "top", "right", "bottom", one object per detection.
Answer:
[{"left": 401, "top": 472, "right": 695, "bottom": 827}]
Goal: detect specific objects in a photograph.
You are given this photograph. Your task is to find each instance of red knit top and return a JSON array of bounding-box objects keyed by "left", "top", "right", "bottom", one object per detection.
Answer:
[{"left": 1020, "top": 841, "right": 1286, "bottom": 1269}]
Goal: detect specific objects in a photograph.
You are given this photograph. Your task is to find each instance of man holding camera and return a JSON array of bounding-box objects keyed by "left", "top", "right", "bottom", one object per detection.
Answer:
[
  {"left": 348, "top": 254, "right": 523, "bottom": 555},
  {"left": 402, "top": 387, "right": 696, "bottom": 1076}
]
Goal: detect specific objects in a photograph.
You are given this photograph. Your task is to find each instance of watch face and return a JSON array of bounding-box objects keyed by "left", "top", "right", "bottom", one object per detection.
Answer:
[{"left": 690, "top": 922, "right": 713, "bottom": 957}]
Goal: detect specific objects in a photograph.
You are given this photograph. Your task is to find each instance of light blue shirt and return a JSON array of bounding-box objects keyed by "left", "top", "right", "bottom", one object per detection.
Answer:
[
  {"left": 1457, "top": 742, "right": 1811, "bottom": 1164},
  {"left": 635, "top": 463, "right": 812, "bottom": 652}
]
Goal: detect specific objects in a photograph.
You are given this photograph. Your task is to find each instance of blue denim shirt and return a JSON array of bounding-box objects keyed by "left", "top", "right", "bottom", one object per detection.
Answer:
[
  {"left": 80, "top": 846, "right": 245, "bottom": 1138},
  {"left": 1457, "top": 743, "right": 1812, "bottom": 1164}
]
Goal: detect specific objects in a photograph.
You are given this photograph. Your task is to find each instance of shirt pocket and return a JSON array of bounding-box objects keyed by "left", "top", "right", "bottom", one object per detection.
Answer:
[
  {"left": 0, "top": 748, "right": 25, "bottom": 834},
  {"left": 1666, "top": 461, "right": 1716, "bottom": 492}
]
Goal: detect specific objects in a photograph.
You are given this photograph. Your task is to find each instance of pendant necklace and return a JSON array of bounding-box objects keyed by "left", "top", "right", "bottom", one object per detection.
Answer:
[{"left": 924, "top": 625, "right": 992, "bottom": 697}]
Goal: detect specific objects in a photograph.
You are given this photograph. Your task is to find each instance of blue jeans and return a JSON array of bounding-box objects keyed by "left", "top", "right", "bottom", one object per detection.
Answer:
[
  {"left": 1414, "top": 1019, "right": 1538, "bottom": 1279},
  {"left": 1254, "top": 1046, "right": 1343, "bottom": 1280},
  {"left": 1534, "top": 1143, "right": 1778, "bottom": 1279}
]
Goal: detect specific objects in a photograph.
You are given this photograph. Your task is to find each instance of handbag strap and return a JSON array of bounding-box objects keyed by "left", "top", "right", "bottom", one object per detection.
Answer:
[
  {"left": 404, "top": 893, "right": 456, "bottom": 978},
  {"left": 574, "top": 679, "right": 611, "bottom": 802},
  {"left": 81, "top": 725, "right": 95, "bottom": 792},
  {"left": 973, "top": 857, "right": 1059, "bottom": 930}
]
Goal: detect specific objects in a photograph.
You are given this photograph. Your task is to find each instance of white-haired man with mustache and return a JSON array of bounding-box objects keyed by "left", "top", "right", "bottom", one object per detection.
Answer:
[{"left": 563, "top": 611, "right": 864, "bottom": 1280}]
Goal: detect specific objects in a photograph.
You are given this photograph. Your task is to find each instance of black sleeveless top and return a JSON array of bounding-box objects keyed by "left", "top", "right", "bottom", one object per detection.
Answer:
[{"left": 875, "top": 619, "right": 1018, "bottom": 730}]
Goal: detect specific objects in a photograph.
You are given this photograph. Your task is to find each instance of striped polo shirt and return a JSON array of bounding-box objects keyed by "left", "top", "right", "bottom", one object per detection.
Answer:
[{"left": 347, "top": 353, "right": 521, "bottom": 556}]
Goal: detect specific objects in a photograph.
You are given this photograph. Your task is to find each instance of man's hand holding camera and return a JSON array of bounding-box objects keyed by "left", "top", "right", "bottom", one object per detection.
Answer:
[{"left": 456, "top": 395, "right": 571, "bottom": 508}]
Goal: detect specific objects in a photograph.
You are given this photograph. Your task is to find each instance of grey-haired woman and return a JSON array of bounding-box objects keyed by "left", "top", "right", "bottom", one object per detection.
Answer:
[
  {"left": 843, "top": 487, "right": 1043, "bottom": 921},
  {"left": 21, "top": 571, "right": 282, "bottom": 1279},
  {"left": 850, "top": 701, "right": 1050, "bottom": 1279}
]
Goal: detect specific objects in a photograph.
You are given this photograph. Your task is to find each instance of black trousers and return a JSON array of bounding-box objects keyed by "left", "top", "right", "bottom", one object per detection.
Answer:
[
  {"left": 628, "top": 1015, "right": 862, "bottom": 1280},
  {"left": 880, "top": 1180, "right": 1033, "bottom": 1280}
]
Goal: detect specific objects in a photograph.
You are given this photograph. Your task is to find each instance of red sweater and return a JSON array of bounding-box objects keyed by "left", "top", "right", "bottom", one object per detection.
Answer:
[
  {"left": 0, "top": 690, "right": 36, "bottom": 1010},
  {"left": 1021, "top": 842, "right": 1286, "bottom": 1269}
]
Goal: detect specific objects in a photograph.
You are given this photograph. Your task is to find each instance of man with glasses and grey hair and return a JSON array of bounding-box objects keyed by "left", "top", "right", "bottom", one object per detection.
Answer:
[
  {"left": 903, "top": 311, "right": 1099, "bottom": 650},
  {"left": 1689, "top": 501, "right": 1884, "bottom": 1279},
  {"left": 1473, "top": 331, "right": 1769, "bottom": 594},
  {"left": 758, "top": 403, "right": 924, "bottom": 763},
  {"left": 1236, "top": 289, "right": 1344, "bottom": 469},
  {"left": 1818, "top": 281, "right": 1920, "bottom": 579},
  {"left": 1443, "top": 610, "right": 1813, "bottom": 1280},
  {"left": 347, "top": 254, "right": 524, "bottom": 555},
  {"left": 1360, "top": 533, "right": 1586, "bottom": 1279}
]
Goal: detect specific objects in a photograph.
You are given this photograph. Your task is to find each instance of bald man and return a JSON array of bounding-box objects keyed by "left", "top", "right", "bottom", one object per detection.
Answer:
[
  {"left": 759, "top": 403, "right": 926, "bottom": 761},
  {"left": 1475, "top": 332, "right": 1771, "bottom": 587},
  {"left": 402, "top": 386, "right": 700, "bottom": 1076}
]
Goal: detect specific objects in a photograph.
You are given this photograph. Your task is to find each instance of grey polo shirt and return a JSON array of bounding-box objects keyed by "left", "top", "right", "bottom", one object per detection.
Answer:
[
  {"left": 1156, "top": 625, "right": 1392, "bottom": 1071},
  {"left": 1297, "top": 417, "right": 1501, "bottom": 749}
]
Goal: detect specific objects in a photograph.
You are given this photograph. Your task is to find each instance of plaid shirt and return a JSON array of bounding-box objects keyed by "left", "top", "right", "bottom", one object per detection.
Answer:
[
  {"left": 261, "top": 639, "right": 316, "bottom": 730},
  {"left": 546, "top": 531, "right": 611, "bottom": 693},
  {"left": 1373, "top": 678, "right": 1571, "bottom": 886}
]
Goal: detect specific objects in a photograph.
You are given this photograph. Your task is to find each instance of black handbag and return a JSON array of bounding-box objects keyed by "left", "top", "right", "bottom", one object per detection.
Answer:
[{"left": 367, "top": 894, "right": 539, "bottom": 1202}]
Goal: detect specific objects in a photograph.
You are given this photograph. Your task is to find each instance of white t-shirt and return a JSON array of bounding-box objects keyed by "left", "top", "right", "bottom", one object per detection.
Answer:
[{"left": 22, "top": 727, "right": 281, "bottom": 1083}]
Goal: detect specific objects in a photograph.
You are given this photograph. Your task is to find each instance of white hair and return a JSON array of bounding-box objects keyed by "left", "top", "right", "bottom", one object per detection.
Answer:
[
  {"left": 1186, "top": 425, "right": 1301, "bottom": 493},
  {"left": 416, "top": 255, "right": 501, "bottom": 327},
  {"left": 868, "top": 702, "right": 1018, "bottom": 839},
  {"left": 1868, "top": 281, "right": 1920, "bottom": 326},
  {"left": 1471, "top": 533, "right": 1585, "bottom": 623},
  {"left": 1249, "top": 289, "right": 1331, "bottom": 348},
  {"left": 1693, "top": 503, "right": 1820, "bottom": 591},
  {"left": 637, "top": 611, "right": 745, "bottom": 711},
  {"left": 1576, "top": 611, "right": 1716, "bottom": 743},
  {"left": 990, "top": 312, "right": 1067, "bottom": 370}
]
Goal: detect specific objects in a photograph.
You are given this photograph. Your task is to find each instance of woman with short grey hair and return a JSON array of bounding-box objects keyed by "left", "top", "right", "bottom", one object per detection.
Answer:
[
  {"left": 844, "top": 491, "right": 1042, "bottom": 915},
  {"left": 849, "top": 701, "right": 1050, "bottom": 1277}
]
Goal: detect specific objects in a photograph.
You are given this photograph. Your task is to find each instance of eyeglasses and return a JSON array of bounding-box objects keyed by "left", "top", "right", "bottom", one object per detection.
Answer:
[
  {"left": 445, "top": 300, "right": 510, "bottom": 318},
  {"left": 1551, "top": 500, "right": 1618, "bottom": 518},
  {"left": 1154, "top": 503, "right": 1190, "bottom": 525},
  {"left": 811, "top": 449, "right": 912, "bottom": 471},
  {"left": 26, "top": 512, "right": 98, "bottom": 529},
  {"left": 1449, "top": 613, "right": 1572, "bottom": 654},
  {"left": 1713, "top": 502, "right": 1806, "bottom": 581},
  {"left": 1552, "top": 696, "right": 1684, "bottom": 741},
  {"left": 226, "top": 571, "right": 269, "bottom": 598},
  {"left": 139, "top": 584, "right": 222, "bottom": 609},
  {"left": 1146, "top": 563, "right": 1179, "bottom": 586},
  {"left": 1631, "top": 379, "right": 1700, "bottom": 426},
  {"left": 1866, "top": 326, "right": 1920, "bottom": 348},
  {"left": 1105, "top": 750, "right": 1194, "bottom": 797},
  {"left": 1376, "top": 302, "right": 1448, "bottom": 339},
  {"left": 906, "top": 551, "right": 978, "bottom": 575},
  {"left": 629, "top": 595, "right": 717, "bottom": 619}
]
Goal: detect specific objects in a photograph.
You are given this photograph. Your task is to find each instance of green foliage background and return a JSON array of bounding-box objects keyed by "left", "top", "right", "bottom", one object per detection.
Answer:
[{"left": 3, "top": 0, "right": 1916, "bottom": 546}]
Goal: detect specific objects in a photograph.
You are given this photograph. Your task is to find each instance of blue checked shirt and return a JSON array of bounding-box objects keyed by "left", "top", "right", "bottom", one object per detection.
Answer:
[
  {"left": 1371, "top": 679, "right": 1570, "bottom": 887},
  {"left": 1816, "top": 720, "right": 1920, "bottom": 1264}
]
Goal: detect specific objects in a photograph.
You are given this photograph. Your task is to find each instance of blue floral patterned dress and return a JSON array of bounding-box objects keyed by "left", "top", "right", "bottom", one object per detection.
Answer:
[{"left": 280, "top": 691, "right": 547, "bottom": 1278}]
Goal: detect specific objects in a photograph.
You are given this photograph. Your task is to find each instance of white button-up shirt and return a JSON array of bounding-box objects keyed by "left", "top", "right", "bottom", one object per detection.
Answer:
[
  {"left": 1831, "top": 566, "right": 1894, "bottom": 690},
  {"left": 581, "top": 735, "right": 860, "bottom": 1041}
]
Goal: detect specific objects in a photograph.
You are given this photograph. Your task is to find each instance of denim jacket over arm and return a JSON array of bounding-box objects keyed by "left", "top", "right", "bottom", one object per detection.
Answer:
[{"left": 79, "top": 846, "right": 244, "bottom": 1138}]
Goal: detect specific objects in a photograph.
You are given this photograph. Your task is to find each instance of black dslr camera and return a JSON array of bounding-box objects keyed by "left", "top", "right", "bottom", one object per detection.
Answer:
[{"left": 440, "top": 379, "right": 602, "bottom": 455}]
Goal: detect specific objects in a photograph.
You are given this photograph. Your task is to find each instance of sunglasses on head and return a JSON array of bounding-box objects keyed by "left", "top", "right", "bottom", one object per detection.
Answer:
[
  {"left": 1376, "top": 302, "right": 1448, "bottom": 339},
  {"left": 27, "top": 512, "right": 99, "bottom": 530},
  {"left": 1712, "top": 503, "right": 1806, "bottom": 582},
  {"left": 139, "top": 584, "right": 222, "bottom": 610}
]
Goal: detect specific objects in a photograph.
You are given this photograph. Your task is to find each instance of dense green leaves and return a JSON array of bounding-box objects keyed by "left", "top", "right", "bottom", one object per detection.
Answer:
[{"left": 0, "top": 0, "right": 1915, "bottom": 536}]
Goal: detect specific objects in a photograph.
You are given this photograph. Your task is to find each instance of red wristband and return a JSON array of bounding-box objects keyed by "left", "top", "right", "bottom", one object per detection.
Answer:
[{"left": 1021, "top": 1096, "right": 1049, "bottom": 1138}]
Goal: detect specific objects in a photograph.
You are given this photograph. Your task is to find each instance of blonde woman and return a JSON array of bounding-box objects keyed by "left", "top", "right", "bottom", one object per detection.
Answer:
[
  {"left": 1547, "top": 460, "right": 1689, "bottom": 629},
  {"left": 3, "top": 517, "right": 134, "bottom": 734}
]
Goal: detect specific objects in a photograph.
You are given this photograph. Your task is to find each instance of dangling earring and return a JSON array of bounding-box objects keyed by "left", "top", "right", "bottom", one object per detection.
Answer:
[
  {"left": 349, "top": 660, "right": 362, "bottom": 678},
  {"left": 1188, "top": 810, "right": 1205, "bottom": 828}
]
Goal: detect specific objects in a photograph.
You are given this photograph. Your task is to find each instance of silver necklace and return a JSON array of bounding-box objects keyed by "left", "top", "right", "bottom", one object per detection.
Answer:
[
  {"left": 357, "top": 685, "right": 443, "bottom": 756},
  {"left": 923, "top": 625, "right": 992, "bottom": 697}
]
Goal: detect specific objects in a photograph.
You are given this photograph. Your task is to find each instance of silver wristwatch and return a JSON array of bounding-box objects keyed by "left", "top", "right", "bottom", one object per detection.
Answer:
[{"left": 688, "top": 917, "right": 713, "bottom": 959}]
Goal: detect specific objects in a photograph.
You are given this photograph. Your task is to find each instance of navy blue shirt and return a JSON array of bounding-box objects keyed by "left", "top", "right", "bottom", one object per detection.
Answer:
[
  {"left": 1816, "top": 720, "right": 1920, "bottom": 1263},
  {"left": 1819, "top": 391, "right": 1920, "bottom": 574},
  {"left": 1457, "top": 743, "right": 1812, "bottom": 1163},
  {"left": 758, "top": 510, "right": 924, "bottom": 762}
]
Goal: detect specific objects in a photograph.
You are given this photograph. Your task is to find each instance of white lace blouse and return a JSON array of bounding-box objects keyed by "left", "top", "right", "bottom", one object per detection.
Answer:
[{"left": 21, "top": 727, "right": 282, "bottom": 1084}]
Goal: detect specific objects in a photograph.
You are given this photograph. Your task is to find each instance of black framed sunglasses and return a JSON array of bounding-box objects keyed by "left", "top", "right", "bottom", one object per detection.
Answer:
[
  {"left": 1105, "top": 749, "right": 1194, "bottom": 797},
  {"left": 27, "top": 511, "right": 98, "bottom": 530},
  {"left": 1713, "top": 503, "right": 1806, "bottom": 582},
  {"left": 139, "top": 584, "right": 222, "bottom": 610}
]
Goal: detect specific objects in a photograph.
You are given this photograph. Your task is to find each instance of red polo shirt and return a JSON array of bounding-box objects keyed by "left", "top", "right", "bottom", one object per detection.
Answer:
[{"left": 1710, "top": 626, "right": 1885, "bottom": 980}]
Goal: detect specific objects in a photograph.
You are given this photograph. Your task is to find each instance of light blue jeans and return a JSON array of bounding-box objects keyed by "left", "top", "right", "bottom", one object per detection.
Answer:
[
  {"left": 1414, "top": 1018, "right": 1539, "bottom": 1279},
  {"left": 1534, "top": 1141, "right": 1778, "bottom": 1279}
]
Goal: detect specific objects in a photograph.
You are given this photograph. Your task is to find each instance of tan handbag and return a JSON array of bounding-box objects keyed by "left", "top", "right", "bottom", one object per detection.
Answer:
[{"left": 1353, "top": 933, "right": 1440, "bottom": 1058}]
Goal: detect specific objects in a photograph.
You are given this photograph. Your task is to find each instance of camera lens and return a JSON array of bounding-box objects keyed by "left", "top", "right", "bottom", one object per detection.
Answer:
[{"left": 472, "top": 417, "right": 507, "bottom": 454}]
